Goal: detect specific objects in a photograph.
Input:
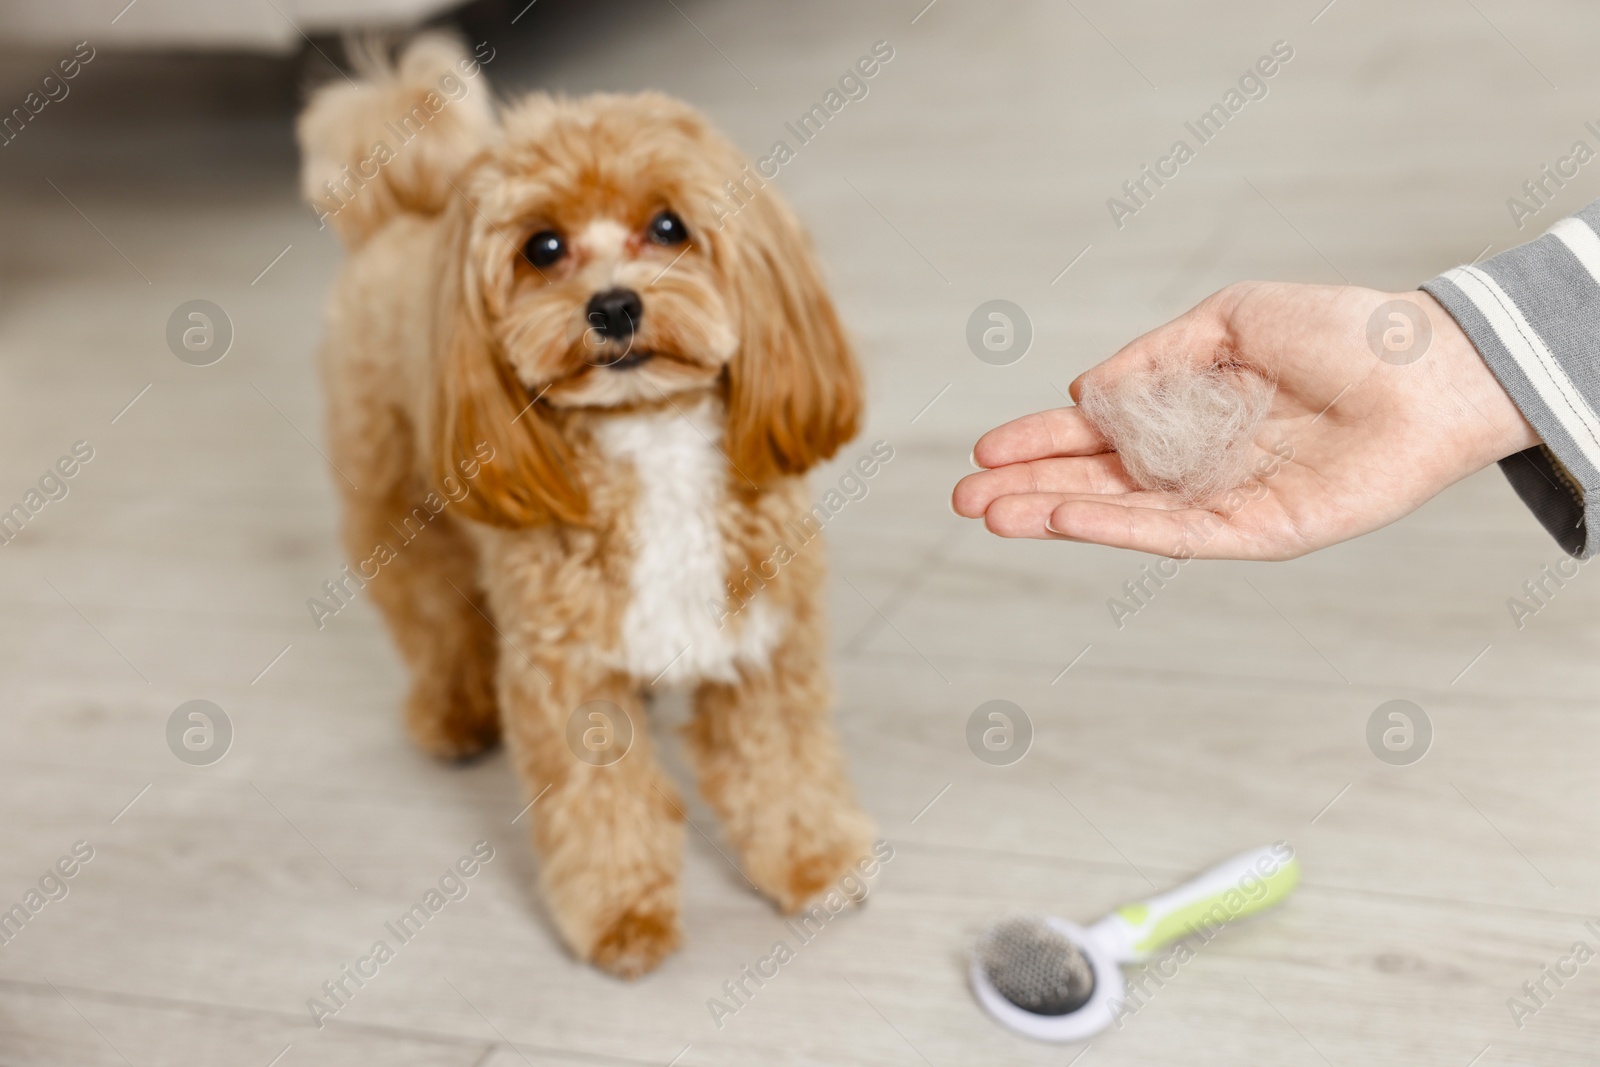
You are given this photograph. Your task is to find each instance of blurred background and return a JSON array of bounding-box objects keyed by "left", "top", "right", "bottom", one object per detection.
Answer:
[{"left": 4, "top": 0, "right": 1600, "bottom": 1063}]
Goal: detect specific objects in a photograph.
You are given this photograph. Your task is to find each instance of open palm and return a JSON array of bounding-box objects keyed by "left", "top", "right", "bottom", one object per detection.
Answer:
[{"left": 952, "top": 282, "right": 1538, "bottom": 561}]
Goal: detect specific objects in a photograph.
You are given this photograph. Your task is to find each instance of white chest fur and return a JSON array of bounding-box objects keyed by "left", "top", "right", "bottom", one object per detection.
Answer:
[{"left": 593, "top": 398, "right": 783, "bottom": 686}]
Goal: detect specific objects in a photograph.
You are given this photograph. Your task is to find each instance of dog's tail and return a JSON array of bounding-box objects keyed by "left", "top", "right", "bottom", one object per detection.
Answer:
[{"left": 297, "top": 33, "right": 496, "bottom": 249}]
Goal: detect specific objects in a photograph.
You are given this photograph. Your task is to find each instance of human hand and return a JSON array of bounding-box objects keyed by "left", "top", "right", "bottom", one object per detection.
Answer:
[{"left": 952, "top": 281, "right": 1540, "bottom": 560}]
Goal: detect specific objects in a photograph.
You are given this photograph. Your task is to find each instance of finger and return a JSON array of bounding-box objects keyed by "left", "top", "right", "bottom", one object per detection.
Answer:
[
  {"left": 1048, "top": 498, "right": 1252, "bottom": 559},
  {"left": 1067, "top": 297, "right": 1232, "bottom": 400},
  {"left": 983, "top": 301, "right": 1233, "bottom": 468},
  {"left": 981, "top": 493, "right": 1069, "bottom": 539},
  {"left": 972, "top": 407, "right": 1107, "bottom": 469},
  {"left": 953, "top": 455, "right": 1136, "bottom": 518},
  {"left": 980, "top": 491, "right": 1188, "bottom": 539}
]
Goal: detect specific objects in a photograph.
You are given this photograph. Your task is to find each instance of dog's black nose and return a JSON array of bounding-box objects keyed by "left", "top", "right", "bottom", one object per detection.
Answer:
[{"left": 586, "top": 288, "right": 642, "bottom": 339}]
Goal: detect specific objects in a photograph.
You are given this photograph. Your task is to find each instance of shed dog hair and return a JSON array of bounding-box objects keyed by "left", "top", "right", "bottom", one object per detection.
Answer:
[
  {"left": 1078, "top": 351, "right": 1274, "bottom": 503},
  {"left": 298, "top": 34, "right": 874, "bottom": 978}
]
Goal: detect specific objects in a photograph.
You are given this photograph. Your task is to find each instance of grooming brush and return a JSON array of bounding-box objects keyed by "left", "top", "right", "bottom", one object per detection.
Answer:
[{"left": 971, "top": 844, "right": 1300, "bottom": 1041}]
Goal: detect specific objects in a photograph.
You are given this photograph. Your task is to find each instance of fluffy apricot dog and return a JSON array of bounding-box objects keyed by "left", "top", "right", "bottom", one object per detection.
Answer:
[{"left": 297, "top": 35, "right": 874, "bottom": 977}]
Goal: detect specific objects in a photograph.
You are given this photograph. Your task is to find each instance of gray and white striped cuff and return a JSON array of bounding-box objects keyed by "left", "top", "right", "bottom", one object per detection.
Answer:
[{"left": 1422, "top": 204, "right": 1600, "bottom": 558}]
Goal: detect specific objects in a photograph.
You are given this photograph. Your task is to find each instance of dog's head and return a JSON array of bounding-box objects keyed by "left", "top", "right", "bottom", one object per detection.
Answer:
[{"left": 436, "top": 92, "right": 861, "bottom": 528}]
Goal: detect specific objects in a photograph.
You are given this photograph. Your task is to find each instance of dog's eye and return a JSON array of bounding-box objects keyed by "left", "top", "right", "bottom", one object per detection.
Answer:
[
  {"left": 647, "top": 210, "right": 689, "bottom": 246},
  {"left": 523, "top": 230, "right": 566, "bottom": 268}
]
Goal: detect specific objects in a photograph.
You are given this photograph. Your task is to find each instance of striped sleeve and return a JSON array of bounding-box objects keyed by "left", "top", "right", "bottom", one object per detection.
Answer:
[{"left": 1421, "top": 202, "right": 1600, "bottom": 558}]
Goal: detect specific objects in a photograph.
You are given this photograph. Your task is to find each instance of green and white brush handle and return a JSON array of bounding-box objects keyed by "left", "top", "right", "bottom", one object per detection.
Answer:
[
  {"left": 1086, "top": 843, "right": 1301, "bottom": 963},
  {"left": 972, "top": 842, "right": 1301, "bottom": 1041}
]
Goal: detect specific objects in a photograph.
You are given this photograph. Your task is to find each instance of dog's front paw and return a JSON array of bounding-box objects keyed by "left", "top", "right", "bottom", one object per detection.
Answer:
[
  {"left": 404, "top": 667, "right": 500, "bottom": 761},
  {"left": 551, "top": 873, "right": 683, "bottom": 979},
  {"left": 589, "top": 900, "right": 683, "bottom": 979},
  {"left": 747, "top": 808, "right": 876, "bottom": 914}
]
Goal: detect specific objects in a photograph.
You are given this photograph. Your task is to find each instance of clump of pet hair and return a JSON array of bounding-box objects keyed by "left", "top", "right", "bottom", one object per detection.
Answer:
[{"left": 1078, "top": 352, "right": 1274, "bottom": 503}]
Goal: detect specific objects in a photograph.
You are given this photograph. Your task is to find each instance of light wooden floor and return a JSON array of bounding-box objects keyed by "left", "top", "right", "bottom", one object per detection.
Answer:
[{"left": 5, "top": 0, "right": 1600, "bottom": 1063}]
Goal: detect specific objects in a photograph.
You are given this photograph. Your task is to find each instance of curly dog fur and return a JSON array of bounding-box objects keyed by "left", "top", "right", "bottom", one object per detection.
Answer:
[{"left": 298, "top": 34, "right": 874, "bottom": 978}]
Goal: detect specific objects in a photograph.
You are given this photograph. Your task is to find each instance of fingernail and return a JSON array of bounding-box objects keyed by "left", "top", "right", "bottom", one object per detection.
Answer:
[
  {"left": 969, "top": 449, "right": 982, "bottom": 470},
  {"left": 1046, "top": 518, "right": 1084, "bottom": 543}
]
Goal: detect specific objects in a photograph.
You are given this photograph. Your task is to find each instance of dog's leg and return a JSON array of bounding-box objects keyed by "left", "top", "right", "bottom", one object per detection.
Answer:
[
  {"left": 328, "top": 410, "right": 500, "bottom": 760},
  {"left": 500, "top": 662, "right": 685, "bottom": 978},
  {"left": 686, "top": 610, "right": 875, "bottom": 913}
]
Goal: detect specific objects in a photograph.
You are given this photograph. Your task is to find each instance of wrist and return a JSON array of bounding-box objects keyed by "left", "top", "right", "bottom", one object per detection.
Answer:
[{"left": 1409, "top": 289, "right": 1541, "bottom": 471}]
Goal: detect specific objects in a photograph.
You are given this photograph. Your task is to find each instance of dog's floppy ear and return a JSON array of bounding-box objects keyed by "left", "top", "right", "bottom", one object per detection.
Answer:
[
  {"left": 721, "top": 195, "right": 862, "bottom": 484},
  {"left": 432, "top": 207, "right": 588, "bottom": 528}
]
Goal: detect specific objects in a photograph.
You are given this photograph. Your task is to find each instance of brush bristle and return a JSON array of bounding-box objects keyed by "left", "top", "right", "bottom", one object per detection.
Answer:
[{"left": 978, "top": 916, "right": 1096, "bottom": 1016}]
